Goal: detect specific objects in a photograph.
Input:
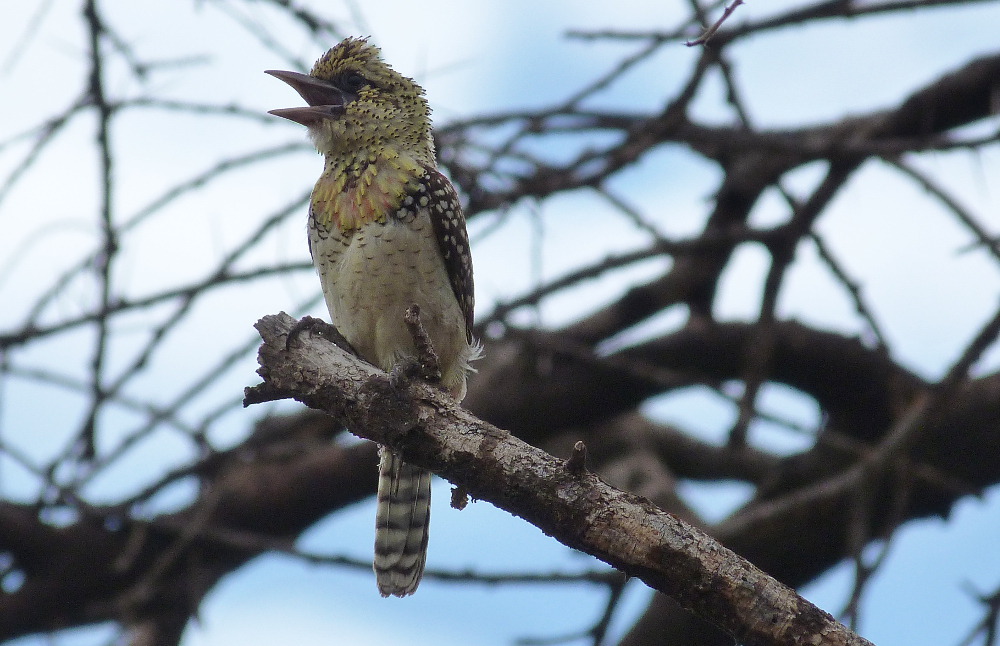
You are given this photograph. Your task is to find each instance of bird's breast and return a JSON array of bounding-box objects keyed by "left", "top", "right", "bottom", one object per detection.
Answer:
[
  {"left": 310, "top": 152, "right": 426, "bottom": 231},
  {"left": 309, "top": 213, "right": 469, "bottom": 394}
]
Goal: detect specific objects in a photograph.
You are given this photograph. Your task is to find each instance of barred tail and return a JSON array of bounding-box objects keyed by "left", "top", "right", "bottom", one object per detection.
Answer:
[{"left": 374, "top": 446, "right": 431, "bottom": 597}]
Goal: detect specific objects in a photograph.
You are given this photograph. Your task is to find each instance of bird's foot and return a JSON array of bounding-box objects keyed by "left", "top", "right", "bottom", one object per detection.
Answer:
[
  {"left": 388, "top": 356, "right": 424, "bottom": 390},
  {"left": 284, "top": 315, "right": 357, "bottom": 355}
]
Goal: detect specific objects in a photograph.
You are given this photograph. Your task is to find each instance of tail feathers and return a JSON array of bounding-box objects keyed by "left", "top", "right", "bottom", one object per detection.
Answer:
[{"left": 374, "top": 447, "right": 431, "bottom": 597}]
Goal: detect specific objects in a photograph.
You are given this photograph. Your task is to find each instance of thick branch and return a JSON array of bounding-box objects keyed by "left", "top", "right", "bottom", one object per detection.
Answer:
[{"left": 246, "top": 312, "right": 873, "bottom": 646}]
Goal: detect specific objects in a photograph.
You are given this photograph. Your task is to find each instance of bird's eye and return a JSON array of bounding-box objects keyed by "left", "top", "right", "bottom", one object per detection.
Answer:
[{"left": 341, "top": 72, "right": 368, "bottom": 93}]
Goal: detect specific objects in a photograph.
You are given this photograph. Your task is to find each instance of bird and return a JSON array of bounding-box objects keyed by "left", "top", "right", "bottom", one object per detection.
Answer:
[{"left": 265, "top": 38, "right": 477, "bottom": 597}]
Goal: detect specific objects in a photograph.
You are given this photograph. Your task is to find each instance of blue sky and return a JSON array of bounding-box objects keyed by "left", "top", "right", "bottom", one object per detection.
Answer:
[{"left": 2, "top": 2, "right": 1000, "bottom": 645}]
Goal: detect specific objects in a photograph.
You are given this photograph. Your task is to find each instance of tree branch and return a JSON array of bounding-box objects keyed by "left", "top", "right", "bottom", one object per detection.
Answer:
[{"left": 245, "top": 312, "right": 874, "bottom": 646}]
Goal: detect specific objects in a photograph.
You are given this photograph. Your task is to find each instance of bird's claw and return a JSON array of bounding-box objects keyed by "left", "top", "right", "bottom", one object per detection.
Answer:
[
  {"left": 284, "top": 316, "right": 357, "bottom": 355},
  {"left": 388, "top": 356, "right": 423, "bottom": 390}
]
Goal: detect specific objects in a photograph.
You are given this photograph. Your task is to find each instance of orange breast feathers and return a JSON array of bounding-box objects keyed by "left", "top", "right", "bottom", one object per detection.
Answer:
[{"left": 310, "top": 155, "right": 425, "bottom": 232}]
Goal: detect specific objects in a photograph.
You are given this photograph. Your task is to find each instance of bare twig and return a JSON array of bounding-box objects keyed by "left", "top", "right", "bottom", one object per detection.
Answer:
[
  {"left": 686, "top": 0, "right": 745, "bottom": 46},
  {"left": 403, "top": 304, "right": 442, "bottom": 383}
]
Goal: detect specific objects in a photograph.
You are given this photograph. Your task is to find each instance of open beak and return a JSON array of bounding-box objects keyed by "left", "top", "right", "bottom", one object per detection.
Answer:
[{"left": 265, "top": 70, "right": 350, "bottom": 127}]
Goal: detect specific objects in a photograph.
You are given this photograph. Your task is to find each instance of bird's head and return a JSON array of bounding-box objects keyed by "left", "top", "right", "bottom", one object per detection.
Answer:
[{"left": 266, "top": 38, "right": 434, "bottom": 163}]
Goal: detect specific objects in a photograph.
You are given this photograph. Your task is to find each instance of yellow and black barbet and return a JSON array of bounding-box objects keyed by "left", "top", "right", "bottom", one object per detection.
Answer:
[{"left": 266, "top": 38, "right": 478, "bottom": 597}]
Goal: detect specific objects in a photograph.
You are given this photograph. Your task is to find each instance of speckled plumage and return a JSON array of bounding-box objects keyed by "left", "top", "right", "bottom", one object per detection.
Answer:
[{"left": 267, "top": 38, "right": 476, "bottom": 597}]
